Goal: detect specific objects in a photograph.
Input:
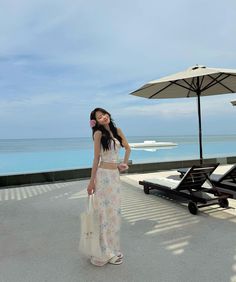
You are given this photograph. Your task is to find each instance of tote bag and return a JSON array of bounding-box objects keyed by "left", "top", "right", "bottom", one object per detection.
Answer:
[{"left": 79, "top": 195, "right": 102, "bottom": 257}]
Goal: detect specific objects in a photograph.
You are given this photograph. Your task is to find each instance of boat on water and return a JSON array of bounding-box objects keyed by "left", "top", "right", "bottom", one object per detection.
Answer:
[{"left": 129, "top": 140, "right": 177, "bottom": 149}]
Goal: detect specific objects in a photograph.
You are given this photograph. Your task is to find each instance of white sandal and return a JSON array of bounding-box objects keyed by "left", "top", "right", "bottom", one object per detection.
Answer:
[
  {"left": 117, "top": 252, "right": 124, "bottom": 259},
  {"left": 109, "top": 255, "right": 123, "bottom": 265}
]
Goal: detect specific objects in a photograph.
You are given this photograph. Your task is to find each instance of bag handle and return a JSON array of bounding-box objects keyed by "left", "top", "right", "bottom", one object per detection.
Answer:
[{"left": 87, "top": 195, "right": 95, "bottom": 212}]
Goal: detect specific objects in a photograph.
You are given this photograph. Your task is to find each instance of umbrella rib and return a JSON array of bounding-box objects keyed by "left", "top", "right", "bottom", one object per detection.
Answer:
[
  {"left": 186, "top": 78, "right": 196, "bottom": 97},
  {"left": 172, "top": 80, "right": 196, "bottom": 92},
  {"left": 202, "top": 73, "right": 234, "bottom": 92},
  {"left": 149, "top": 80, "right": 197, "bottom": 99},
  {"left": 209, "top": 74, "right": 233, "bottom": 92},
  {"left": 148, "top": 81, "right": 174, "bottom": 98},
  {"left": 190, "top": 78, "right": 197, "bottom": 89},
  {"left": 130, "top": 83, "right": 157, "bottom": 94},
  {"left": 199, "top": 76, "right": 205, "bottom": 89},
  {"left": 201, "top": 73, "right": 226, "bottom": 90}
]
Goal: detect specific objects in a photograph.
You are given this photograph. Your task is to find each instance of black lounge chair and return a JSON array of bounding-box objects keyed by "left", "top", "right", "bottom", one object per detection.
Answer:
[
  {"left": 210, "top": 164, "right": 236, "bottom": 198},
  {"left": 139, "top": 163, "right": 231, "bottom": 215},
  {"left": 178, "top": 164, "right": 236, "bottom": 199}
]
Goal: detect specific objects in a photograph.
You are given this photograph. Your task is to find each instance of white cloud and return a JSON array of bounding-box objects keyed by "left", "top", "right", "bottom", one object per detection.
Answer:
[
  {"left": 112, "top": 94, "right": 236, "bottom": 119},
  {"left": 0, "top": 0, "right": 236, "bottom": 137}
]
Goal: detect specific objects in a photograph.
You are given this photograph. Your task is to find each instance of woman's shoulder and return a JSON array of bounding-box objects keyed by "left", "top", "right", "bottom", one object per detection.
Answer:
[
  {"left": 117, "top": 127, "right": 124, "bottom": 135},
  {"left": 94, "top": 130, "right": 102, "bottom": 138}
]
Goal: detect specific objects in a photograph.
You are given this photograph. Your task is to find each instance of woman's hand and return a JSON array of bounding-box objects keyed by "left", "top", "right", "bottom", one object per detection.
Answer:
[
  {"left": 118, "top": 163, "right": 129, "bottom": 172},
  {"left": 87, "top": 182, "right": 95, "bottom": 195}
]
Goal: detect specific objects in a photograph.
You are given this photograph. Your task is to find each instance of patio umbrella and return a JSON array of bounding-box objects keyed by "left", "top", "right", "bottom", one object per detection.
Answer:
[
  {"left": 231, "top": 100, "right": 236, "bottom": 106},
  {"left": 131, "top": 65, "right": 236, "bottom": 163}
]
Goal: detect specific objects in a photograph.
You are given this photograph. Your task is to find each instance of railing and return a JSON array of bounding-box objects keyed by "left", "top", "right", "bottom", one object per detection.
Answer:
[{"left": 0, "top": 156, "right": 236, "bottom": 188}]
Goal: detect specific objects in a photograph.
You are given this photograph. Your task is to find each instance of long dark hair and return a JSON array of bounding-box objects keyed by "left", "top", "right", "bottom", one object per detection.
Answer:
[{"left": 90, "top": 108, "right": 123, "bottom": 151}]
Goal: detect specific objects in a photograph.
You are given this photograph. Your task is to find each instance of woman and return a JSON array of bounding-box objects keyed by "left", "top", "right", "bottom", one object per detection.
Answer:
[{"left": 87, "top": 107, "right": 131, "bottom": 266}]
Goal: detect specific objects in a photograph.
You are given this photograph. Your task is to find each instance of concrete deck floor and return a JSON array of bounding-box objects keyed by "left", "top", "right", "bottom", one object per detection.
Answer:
[{"left": 0, "top": 167, "right": 236, "bottom": 282}]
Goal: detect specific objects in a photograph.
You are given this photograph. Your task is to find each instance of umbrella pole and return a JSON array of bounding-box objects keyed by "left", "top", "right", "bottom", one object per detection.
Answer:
[{"left": 197, "top": 90, "right": 203, "bottom": 164}]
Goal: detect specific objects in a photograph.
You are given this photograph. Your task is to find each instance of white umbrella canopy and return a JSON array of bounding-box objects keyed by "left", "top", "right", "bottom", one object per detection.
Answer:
[
  {"left": 131, "top": 65, "right": 236, "bottom": 99},
  {"left": 131, "top": 65, "right": 236, "bottom": 163}
]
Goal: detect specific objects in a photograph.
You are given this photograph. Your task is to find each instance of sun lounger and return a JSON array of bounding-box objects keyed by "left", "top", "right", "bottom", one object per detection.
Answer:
[
  {"left": 210, "top": 164, "right": 236, "bottom": 198},
  {"left": 139, "top": 163, "right": 231, "bottom": 215},
  {"left": 178, "top": 164, "right": 236, "bottom": 199}
]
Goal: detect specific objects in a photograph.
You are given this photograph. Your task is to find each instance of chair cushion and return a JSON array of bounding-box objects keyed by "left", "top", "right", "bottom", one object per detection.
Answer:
[
  {"left": 144, "top": 177, "right": 179, "bottom": 190},
  {"left": 210, "top": 164, "right": 234, "bottom": 182}
]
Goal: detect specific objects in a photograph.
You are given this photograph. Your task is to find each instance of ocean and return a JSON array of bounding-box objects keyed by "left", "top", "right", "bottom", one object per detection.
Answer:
[{"left": 0, "top": 135, "right": 236, "bottom": 176}]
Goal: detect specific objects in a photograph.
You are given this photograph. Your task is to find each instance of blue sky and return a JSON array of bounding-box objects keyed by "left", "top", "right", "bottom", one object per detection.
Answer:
[{"left": 0, "top": 0, "right": 236, "bottom": 139}]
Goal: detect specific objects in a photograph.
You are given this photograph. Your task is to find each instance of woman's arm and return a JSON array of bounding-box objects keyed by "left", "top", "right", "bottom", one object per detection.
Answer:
[
  {"left": 87, "top": 131, "right": 101, "bottom": 195},
  {"left": 117, "top": 128, "right": 131, "bottom": 166}
]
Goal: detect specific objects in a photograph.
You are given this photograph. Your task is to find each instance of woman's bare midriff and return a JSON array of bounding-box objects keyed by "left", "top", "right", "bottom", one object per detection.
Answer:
[{"left": 99, "top": 161, "right": 118, "bottom": 170}]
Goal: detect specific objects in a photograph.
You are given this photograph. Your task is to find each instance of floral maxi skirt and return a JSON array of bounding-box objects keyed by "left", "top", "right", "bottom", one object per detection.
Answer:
[{"left": 91, "top": 168, "right": 121, "bottom": 266}]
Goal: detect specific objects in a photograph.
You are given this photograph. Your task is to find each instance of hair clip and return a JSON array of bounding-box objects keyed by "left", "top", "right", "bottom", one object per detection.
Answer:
[{"left": 90, "top": 119, "right": 96, "bottom": 128}]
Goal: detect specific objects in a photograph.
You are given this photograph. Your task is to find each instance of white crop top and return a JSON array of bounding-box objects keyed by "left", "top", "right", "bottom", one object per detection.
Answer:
[{"left": 100, "top": 138, "right": 120, "bottom": 164}]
